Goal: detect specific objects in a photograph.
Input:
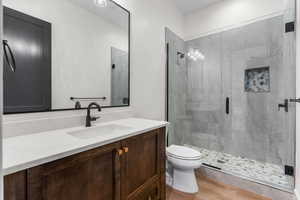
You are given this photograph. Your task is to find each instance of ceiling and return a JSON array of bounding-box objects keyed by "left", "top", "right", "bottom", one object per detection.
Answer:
[{"left": 173, "top": 0, "right": 224, "bottom": 15}]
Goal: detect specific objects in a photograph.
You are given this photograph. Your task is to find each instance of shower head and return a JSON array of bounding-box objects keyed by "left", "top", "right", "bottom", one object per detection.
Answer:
[{"left": 177, "top": 52, "right": 185, "bottom": 59}]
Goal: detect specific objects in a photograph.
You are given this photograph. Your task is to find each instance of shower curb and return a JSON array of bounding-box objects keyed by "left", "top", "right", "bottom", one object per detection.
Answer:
[{"left": 197, "top": 167, "right": 296, "bottom": 200}]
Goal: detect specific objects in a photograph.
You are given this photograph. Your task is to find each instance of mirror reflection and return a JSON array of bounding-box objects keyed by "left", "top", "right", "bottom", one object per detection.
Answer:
[{"left": 3, "top": 0, "right": 130, "bottom": 114}]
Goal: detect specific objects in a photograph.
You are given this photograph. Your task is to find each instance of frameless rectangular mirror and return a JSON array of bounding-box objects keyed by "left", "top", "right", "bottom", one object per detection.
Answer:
[{"left": 3, "top": 0, "right": 130, "bottom": 114}]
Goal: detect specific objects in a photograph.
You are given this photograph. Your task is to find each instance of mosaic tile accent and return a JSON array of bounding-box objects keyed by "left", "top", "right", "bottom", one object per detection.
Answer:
[
  {"left": 186, "top": 145, "right": 294, "bottom": 191},
  {"left": 245, "top": 67, "right": 270, "bottom": 93}
]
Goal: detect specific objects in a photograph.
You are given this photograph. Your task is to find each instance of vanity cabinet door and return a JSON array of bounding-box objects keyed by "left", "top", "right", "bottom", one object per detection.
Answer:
[
  {"left": 120, "top": 128, "right": 166, "bottom": 200},
  {"left": 27, "top": 142, "right": 122, "bottom": 200},
  {"left": 4, "top": 171, "right": 27, "bottom": 200}
]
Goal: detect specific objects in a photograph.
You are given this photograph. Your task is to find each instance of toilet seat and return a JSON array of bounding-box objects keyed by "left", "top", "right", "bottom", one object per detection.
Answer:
[{"left": 167, "top": 145, "right": 202, "bottom": 160}]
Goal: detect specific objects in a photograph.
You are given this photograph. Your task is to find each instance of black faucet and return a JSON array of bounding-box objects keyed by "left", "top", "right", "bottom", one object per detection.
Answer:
[{"left": 86, "top": 102, "right": 102, "bottom": 127}]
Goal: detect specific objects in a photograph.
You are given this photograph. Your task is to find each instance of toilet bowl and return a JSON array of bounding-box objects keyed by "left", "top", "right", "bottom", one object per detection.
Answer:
[{"left": 166, "top": 145, "right": 202, "bottom": 194}]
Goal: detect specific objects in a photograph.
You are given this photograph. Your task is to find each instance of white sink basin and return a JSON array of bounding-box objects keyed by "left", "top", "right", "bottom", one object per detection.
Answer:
[{"left": 67, "top": 124, "right": 133, "bottom": 139}]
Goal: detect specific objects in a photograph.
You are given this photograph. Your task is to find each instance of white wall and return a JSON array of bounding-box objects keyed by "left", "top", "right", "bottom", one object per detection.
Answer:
[
  {"left": 295, "top": 0, "right": 300, "bottom": 198},
  {"left": 111, "top": 0, "right": 184, "bottom": 120},
  {"left": 184, "top": 0, "right": 284, "bottom": 40},
  {"left": 3, "top": 0, "right": 128, "bottom": 109}
]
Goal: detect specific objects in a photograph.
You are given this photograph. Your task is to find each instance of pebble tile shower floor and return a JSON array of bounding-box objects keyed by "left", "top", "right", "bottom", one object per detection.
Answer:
[{"left": 187, "top": 145, "right": 294, "bottom": 191}]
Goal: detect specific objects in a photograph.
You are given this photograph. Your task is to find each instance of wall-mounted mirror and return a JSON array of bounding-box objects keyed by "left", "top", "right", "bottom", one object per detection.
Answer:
[{"left": 3, "top": 0, "right": 130, "bottom": 114}]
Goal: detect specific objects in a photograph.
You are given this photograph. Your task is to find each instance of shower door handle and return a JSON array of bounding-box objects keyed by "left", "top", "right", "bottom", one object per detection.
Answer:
[
  {"left": 278, "top": 99, "right": 289, "bottom": 112},
  {"left": 226, "top": 97, "right": 230, "bottom": 114}
]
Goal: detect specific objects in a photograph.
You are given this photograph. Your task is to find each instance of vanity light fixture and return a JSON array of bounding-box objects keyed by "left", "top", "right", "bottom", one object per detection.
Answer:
[
  {"left": 187, "top": 48, "right": 205, "bottom": 61},
  {"left": 95, "top": 0, "right": 107, "bottom": 7}
]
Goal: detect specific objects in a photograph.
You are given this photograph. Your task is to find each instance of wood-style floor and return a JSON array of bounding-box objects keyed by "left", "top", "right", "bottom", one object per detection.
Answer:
[{"left": 166, "top": 175, "right": 271, "bottom": 200}]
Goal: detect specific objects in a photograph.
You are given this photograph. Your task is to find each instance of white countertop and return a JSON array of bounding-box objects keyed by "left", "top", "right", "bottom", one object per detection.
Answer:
[{"left": 3, "top": 118, "right": 168, "bottom": 176}]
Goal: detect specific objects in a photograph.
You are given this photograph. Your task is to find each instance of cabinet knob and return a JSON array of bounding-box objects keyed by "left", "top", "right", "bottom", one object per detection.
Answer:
[
  {"left": 117, "top": 149, "right": 124, "bottom": 156},
  {"left": 123, "top": 147, "right": 129, "bottom": 153}
]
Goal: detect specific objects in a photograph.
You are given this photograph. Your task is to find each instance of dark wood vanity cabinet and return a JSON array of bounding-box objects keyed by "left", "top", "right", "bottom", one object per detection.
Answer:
[
  {"left": 4, "top": 128, "right": 166, "bottom": 200},
  {"left": 121, "top": 128, "right": 165, "bottom": 200},
  {"left": 4, "top": 171, "right": 27, "bottom": 200}
]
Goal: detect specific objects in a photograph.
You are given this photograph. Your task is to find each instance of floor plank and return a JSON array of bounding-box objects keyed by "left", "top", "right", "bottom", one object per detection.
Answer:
[{"left": 166, "top": 174, "right": 272, "bottom": 200}]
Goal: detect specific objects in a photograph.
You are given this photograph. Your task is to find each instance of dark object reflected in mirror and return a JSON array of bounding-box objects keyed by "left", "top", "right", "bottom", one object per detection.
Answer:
[
  {"left": 75, "top": 101, "right": 82, "bottom": 109},
  {"left": 111, "top": 47, "right": 129, "bottom": 106},
  {"left": 3, "top": 0, "right": 130, "bottom": 114},
  {"left": 3, "top": 6, "right": 52, "bottom": 114}
]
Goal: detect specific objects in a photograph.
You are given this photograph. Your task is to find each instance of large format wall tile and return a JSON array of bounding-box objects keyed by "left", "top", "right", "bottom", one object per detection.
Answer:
[
  {"left": 166, "top": 28, "right": 188, "bottom": 145},
  {"left": 182, "top": 15, "right": 295, "bottom": 167}
]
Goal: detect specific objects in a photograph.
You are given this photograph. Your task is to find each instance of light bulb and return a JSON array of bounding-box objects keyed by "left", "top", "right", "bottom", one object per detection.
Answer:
[{"left": 187, "top": 48, "right": 205, "bottom": 61}]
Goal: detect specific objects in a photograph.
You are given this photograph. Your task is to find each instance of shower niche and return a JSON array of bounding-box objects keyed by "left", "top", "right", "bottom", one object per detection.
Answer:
[{"left": 245, "top": 67, "right": 270, "bottom": 93}]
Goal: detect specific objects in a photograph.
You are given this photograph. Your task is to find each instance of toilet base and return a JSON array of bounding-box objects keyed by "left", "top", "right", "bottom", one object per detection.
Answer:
[{"left": 173, "top": 168, "right": 199, "bottom": 194}]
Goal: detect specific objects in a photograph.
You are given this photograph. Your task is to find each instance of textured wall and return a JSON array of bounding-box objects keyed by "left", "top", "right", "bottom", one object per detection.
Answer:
[
  {"left": 170, "top": 15, "right": 296, "bottom": 166},
  {"left": 165, "top": 28, "right": 188, "bottom": 146}
]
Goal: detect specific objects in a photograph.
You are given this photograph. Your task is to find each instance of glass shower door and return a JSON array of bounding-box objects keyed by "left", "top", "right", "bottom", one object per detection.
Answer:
[
  {"left": 185, "top": 34, "right": 229, "bottom": 155},
  {"left": 223, "top": 0, "right": 296, "bottom": 189}
]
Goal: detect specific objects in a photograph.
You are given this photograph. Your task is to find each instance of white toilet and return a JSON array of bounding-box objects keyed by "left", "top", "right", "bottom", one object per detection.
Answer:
[{"left": 166, "top": 145, "right": 202, "bottom": 194}]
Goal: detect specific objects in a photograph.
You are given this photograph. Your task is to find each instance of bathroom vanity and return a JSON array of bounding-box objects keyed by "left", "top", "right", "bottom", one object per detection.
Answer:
[{"left": 3, "top": 118, "right": 167, "bottom": 200}]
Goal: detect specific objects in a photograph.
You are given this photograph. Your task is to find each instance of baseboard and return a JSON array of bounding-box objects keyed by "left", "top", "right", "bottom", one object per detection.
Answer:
[{"left": 295, "top": 189, "right": 300, "bottom": 200}]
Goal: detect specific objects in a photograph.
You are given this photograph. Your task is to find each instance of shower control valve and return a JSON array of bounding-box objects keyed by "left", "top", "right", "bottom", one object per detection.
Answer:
[{"left": 278, "top": 99, "right": 289, "bottom": 112}]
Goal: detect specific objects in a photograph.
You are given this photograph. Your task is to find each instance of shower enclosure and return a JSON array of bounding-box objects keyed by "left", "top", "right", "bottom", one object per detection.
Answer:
[{"left": 166, "top": 0, "right": 296, "bottom": 192}]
